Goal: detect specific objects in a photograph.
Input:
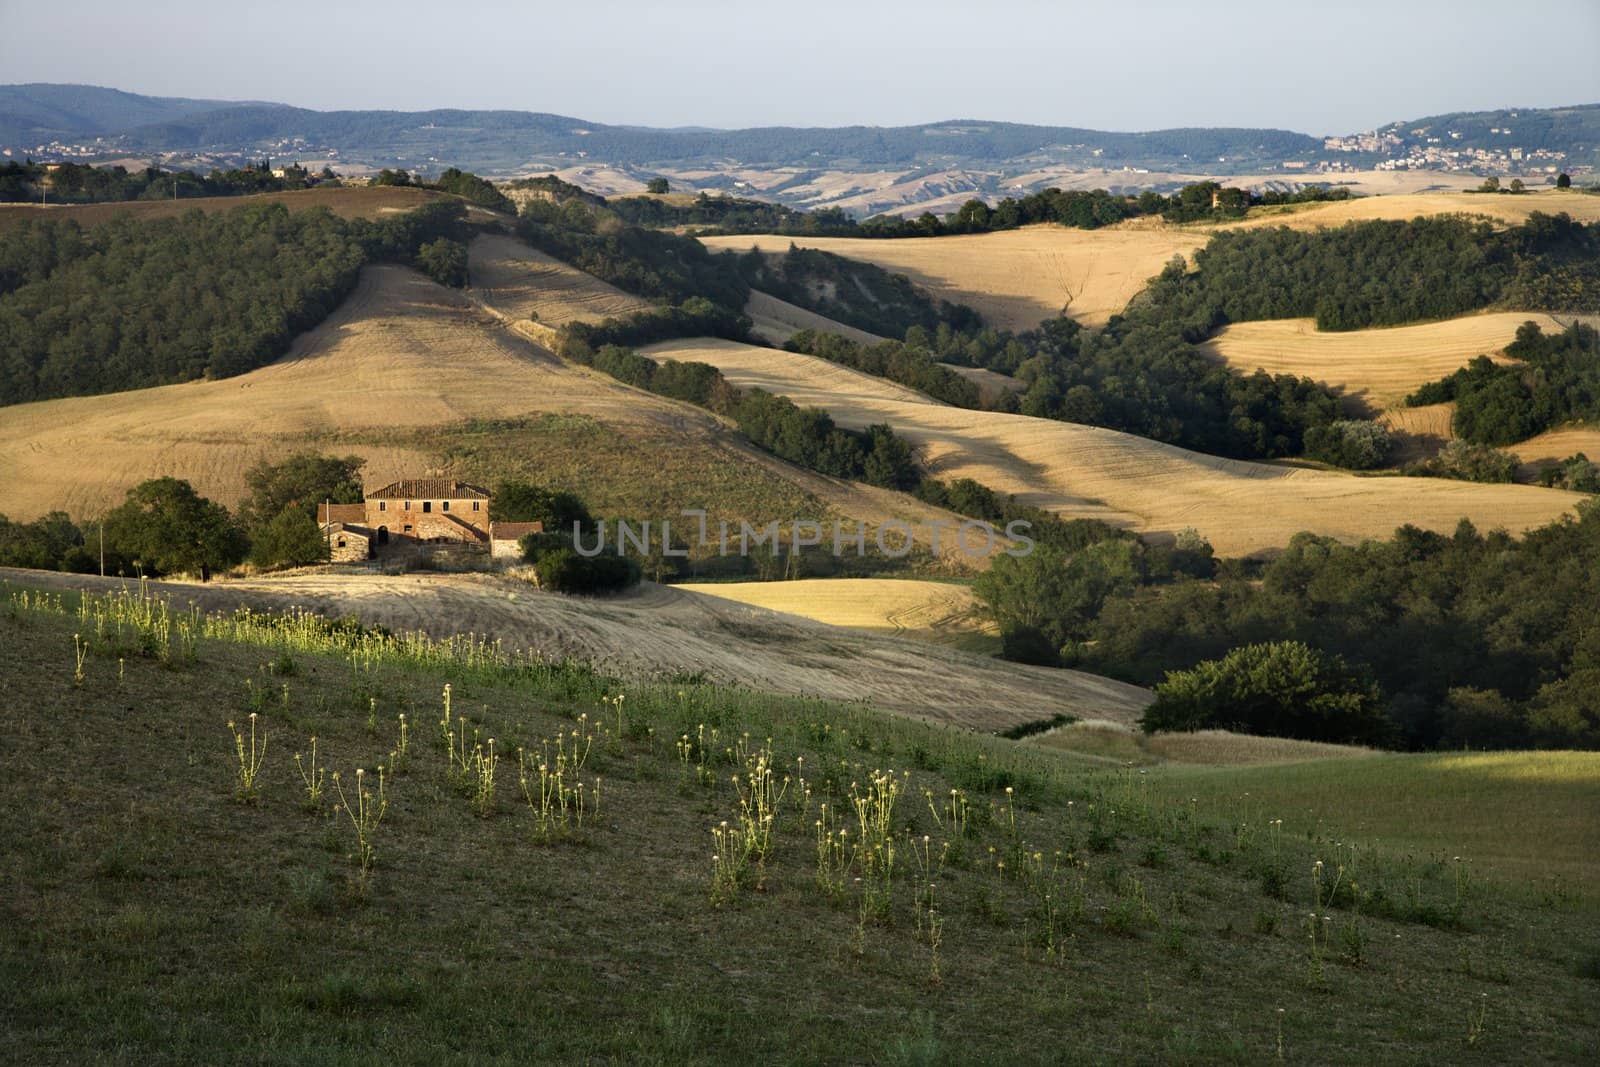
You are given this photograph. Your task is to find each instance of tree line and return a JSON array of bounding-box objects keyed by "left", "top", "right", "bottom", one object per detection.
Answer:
[{"left": 975, "top": 505, "right": 1600, "bottom": 751}]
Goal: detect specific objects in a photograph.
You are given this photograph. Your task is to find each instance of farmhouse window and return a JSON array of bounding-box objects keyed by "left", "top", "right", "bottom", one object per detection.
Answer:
[
  {"left": 337, "top": 539, "right": 347, "bottom": 548},
  {"left": 403, "top": 500, "right": 410, "bottom": 509},
  {"left": 472, "top": 501, "right": 480, "bottom": 511},
  {"left": 404, "top": 524, "right": 413, "bottom": 532},
  {"left": 378, "top": 501, "right": 386, "bottom": 512},
  {"left": 423, "top": 501, "right": 432, "bottom": 513},
  {"left": 442, "top": 501, "right": 450, "bottom": 512}
]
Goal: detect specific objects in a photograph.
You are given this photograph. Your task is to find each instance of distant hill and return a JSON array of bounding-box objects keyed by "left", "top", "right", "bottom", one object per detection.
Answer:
[
  {"left": 4, "top": 85, "right": 1595, "bottom": 204},
  {"left": 0, "top": 83, "right": 245, "bottom": 144}
]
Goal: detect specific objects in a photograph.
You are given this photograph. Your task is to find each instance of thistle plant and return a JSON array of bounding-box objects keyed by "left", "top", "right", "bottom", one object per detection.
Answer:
[
  {"left": 710, "top": 820, "right": 748, "bottom": 906},
  {"left": 333, "top": 766, "right": 389, "bottom": 887},
  {"left": 227, "top": 713, "right": 267, "bottom": 803},
  {"left": 814, "top": 802, "right": 850, "bottom": 901},
  {"left": 471, "top": 738, "right": 499, "bottom": 817},
  {"left": 437, "top": 683, "right": 453, "bottom": 750},
  {"left": 732, "top": 744, "right": 789, "bottom": 865},
  {"left": 850, "top": 770, "right": 902, "bottom": 923},
  {"left": 1465, "top": 993, "right": 1488, "bottom": 1046},
  {"left": 294, "top": 736, "right": 326, "bottom": 811},
  {"left": 517, "top": 744, "right": 595, "bottom": 843},
  {"left": 392, "top": 714, "right": 410, "bottom": 773},
  {"left": 72, "top": 632, "right": 87, "bottom": 687}
]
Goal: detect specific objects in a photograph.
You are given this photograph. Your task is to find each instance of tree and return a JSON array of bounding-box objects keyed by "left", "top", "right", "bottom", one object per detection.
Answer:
[
  {"left": 250, "top": 506, "right": 330, "bottom": 569},
  {"left": 1141, "top": 641, "right": 1393, "bottom": 746},
  {"left": 1509, "top": 178, "right": 1525, "bottom": 194},
  {"left": 1479, "top": 176, "right": 1500, "bottom": 193},
  {"left": 645, "top": 178, "right": 670, "bottom": 195},
  {"left": 240, "top": 453, "right": 364, "bottom": 530},
  {"left": 101, "top": 478, "right": 247, "bottom": 577},
  {"left": 416, "top": 238, "right": 468, "bottom": 288},
  {"left": 495, "top": 480, "right": 594, "bottom": 532},
  {"left": 1304, "top": 420, "right": 1393, "bottom": 469},
  {"left": 1556, "top": 173, "right": 1572, "bottom": 189}
]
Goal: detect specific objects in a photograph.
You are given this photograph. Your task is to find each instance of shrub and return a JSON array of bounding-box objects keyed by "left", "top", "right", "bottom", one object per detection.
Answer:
[
  {"left": 1142, "top": 641, "right": 1394, "bottom": 746},
  {"left": 251, "top": 507, "right": 330, "bottom": 569},
  {"left": 528, "top": 546, "right": 640, "bottom": 595}
]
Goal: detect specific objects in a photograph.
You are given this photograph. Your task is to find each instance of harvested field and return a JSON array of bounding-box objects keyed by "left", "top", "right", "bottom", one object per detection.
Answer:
[
  {"left": 1510, "top": 425, "right": 1600, "bottom": 472},
  {"left": 0, "top": 184, "right": 449, "bottom": 233},
  {"left": 468, "top": 234, "right": 655, "bottom": 327},
  {"left": 700, "top": 225, "right": 1205, "bottom": 331},
  {"left": 1379, "top": 403, "right": 1457, "bottom": 464},
  {"left": 0, "top": 263, "right": 991, "bottom": 561},
  {"left": 744, "top": 290, "right": 885, "bottom": 347},
  {"left": 2, "top": 569, "right": 1151, "bottom": 732},
  {"left": 642, "top": 338, "right": 1585, "bottom": 556},
  {"left": 1222, "top": 188, "right": 1600, "bottom": 231},
  {"left": 675, "top": 577, "right": 996, "bottom": 650},
  {"left": 1201, "top": 313, "right": 1592, "bottom": 408},
  {"left": 944, "top": 364, "right": 1024, "bottom": 404}
]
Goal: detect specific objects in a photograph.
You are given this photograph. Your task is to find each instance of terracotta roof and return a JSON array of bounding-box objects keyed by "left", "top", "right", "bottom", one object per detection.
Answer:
[
  {"left": 317, "top": 503, "right": 366, "bottom": 524},
  {"left": 490, "top": 521, "right": 545, "bottom": 541},
  {"left": 320, "top": 521, "right": 374, "bottom": 539},
  {"left": 366, "top": 479, "right": 490, "bottom": 500}
]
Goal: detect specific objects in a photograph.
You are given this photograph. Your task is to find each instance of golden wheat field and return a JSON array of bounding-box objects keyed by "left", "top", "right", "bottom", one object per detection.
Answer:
[
  {"left": 641, "top": 338, "right": 1586, "bottom": 556},
  {"left": 1201, "top": 313, "right": 1594, "bottom": 408},
  {"left": 468, "top": 234, "right": 655, "bottom": 327},
  {"left": 1510, "top": 426, "right": 1600, "bottom": 469},
  {"left": 744, "top": 290, "right": 886, "bottom": 347},
  {"left": 3, "top": 568, "right": 1150, "bottom": 732},
  {"left": 675, "top": 577, "right": 995, "bottom": 646},
  {"left": 700, "top": 225, "right": 1206, "bottom": 331}
]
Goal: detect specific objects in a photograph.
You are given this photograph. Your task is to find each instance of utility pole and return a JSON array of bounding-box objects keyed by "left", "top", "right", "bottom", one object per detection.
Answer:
[{"left": 99, "top": 520, "right": 104, "bottom": 577}]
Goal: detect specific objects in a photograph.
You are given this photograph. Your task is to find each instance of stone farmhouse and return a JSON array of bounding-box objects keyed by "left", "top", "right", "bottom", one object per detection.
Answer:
[{"left": 316, "top": 479, "right": 542, "bottom": 563}]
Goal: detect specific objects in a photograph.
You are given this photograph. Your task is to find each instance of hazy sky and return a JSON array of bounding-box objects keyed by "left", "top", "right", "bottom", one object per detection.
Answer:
[{"left": 3, "top": 0, "right": 1597, "bottom": 133}]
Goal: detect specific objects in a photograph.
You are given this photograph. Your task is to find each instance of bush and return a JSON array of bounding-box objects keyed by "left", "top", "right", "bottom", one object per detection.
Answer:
[
  {"left": 526, "top": 546, "right": 640, "bottom": 595},
  {"left": 1141, "top": 641, "right": 1393, "bottom": 746},
  {"left": 1538, "top": 453, "right": 1600, "bottom": 493},
  {"left": 416, "top": 238, "right": 468, "bottom": 288},
  {"left": 1405, "top": 440, "right": 1518, "bottom": 483},
  {"left": 1304, "top": 420, "right": 1393, "bottom": 469}
]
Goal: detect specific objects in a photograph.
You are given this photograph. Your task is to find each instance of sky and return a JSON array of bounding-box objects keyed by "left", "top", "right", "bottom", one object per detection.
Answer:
[{"left": 2, "top": 0, "right": 1597, "bottom": 134}]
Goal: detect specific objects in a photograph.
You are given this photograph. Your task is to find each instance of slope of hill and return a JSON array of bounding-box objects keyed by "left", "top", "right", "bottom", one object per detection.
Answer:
[
  {"left": 467, "top": 233, "right": 656, "bottom": 327},
  {"left": 701, "top": 225, "right": 1207, "bottom": 330},
  {"left": 0, "top": 83, "right": 242, "bottom": 143},
  {"left": 3, "top": 578, "right": 1596, "bottom": 1063},
  {"left": 1227, "top": 188, "right": 1600, "bottom": 230},
  {"left": 2, "top": 568, "right": 1147, "bottom": 731},
  {"left": 640, "top": 338, "right": 1585, "bottom": 556},
  {"left": 1201, "top": 312, "right": 1588, "bottom": 409}
]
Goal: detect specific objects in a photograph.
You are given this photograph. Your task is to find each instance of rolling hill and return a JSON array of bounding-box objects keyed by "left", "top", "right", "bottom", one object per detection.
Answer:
[{"left": 639, "top": 337, "right": 1586, "bottom": 556}]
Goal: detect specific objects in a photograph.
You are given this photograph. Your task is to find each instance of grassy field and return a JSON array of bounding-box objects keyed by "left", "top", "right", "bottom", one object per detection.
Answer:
[
  {"left": 1032, "top": 724, "right": 1600, "bottom": 903},
  {"left": 675, "top": 577, "right": 999, "bottom": 653},
  {"left": 744, "top": 289, "right": 886, "bottom": 347},
  {"left": 0, "top": 184, "right": 449, "bottom": 233},
  {"left": 2, "top": 583, "right": 1597, "bottom": 1063},
  {"left": 640, "top": 338, "right": 1586, "bottom": 557}
]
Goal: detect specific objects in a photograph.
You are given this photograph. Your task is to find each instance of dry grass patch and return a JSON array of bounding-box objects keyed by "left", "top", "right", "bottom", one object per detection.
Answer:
[{"left": 641, "top": 338, "right": 1585, "bottom": 556}]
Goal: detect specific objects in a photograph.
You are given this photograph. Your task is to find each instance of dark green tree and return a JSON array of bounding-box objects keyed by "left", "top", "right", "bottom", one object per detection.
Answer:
[
  {"left": 239, "top": 452, "right": 364, "bottom": 530},
  {"left": 101, "top": 478, "right": 247, "bottom": 577},
  {"left": 250, "top": 507, "right": 331, "bottom": 569}
]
